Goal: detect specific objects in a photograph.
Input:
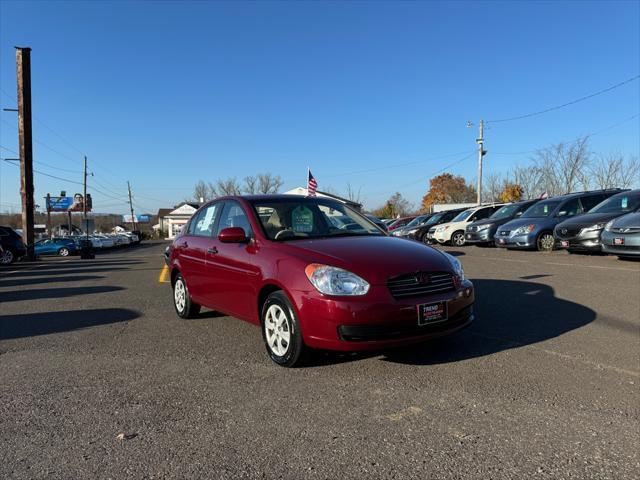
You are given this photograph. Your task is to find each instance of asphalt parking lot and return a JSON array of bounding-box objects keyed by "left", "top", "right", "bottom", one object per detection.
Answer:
[{"left": 1, "top": 241, "right": 638, "bottom": 479}]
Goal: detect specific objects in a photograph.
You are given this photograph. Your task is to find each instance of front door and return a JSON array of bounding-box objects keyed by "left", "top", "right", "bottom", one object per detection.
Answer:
[{"left": 205, "top": 201, "right": 261, "bottom": 320}]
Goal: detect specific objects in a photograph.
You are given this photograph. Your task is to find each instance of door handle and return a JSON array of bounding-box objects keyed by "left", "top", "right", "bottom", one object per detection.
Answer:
[{"left": 207, "top": 247, "right": 218, "bottom": 254}]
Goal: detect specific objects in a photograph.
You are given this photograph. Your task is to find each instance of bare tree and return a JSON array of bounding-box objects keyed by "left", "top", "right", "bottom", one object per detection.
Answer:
[
  {"left": 257, "top": 173, "right": 283, "bottom": 194},
  {"left": 345, "top": 183, "right": 362, "bottom": 204},
  {"left": 209, "top": 177, "right": 242, "bottom": 196},
  {"left": 590, "top": 152, "right": 640, "bottom": 189},
  {"left": 243, "top": 176, "right": 259, "bottom": 194},
  {"left": 531, "top": 136, "right": 591, "bottom": 196},
  {"left": 483, "top": 172, "right": 503, "bottom": 202},
  {"left": 512, "top": 165, "right": 543, "bottom": 200},
  {"left": 193, "top": 180, "right": 211, "bottom": 202}
]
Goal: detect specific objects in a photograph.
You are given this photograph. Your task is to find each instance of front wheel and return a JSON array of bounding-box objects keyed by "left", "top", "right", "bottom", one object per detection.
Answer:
[
  {"left": 261, "top": 291, "right": 307, "bottom": 367},
  {"left": 58, "top": 247, "right": 70, "bottom": 257},
  {"left": 451, "top": 231, "right": 466, "bottom": 247},
  {"left": 173, "top": 273, "right": 201, "bottom": 319},
  {"left": 536, "top": 232, "right": 555, "bottom": 252},
  {"left": 0, "top": 248, "right": 15, "bottom": 265}
]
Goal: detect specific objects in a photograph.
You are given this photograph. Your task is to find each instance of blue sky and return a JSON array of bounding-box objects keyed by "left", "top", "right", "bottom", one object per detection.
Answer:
[{"left": 1, "top": 0, "right": 638, "bottom": 215}]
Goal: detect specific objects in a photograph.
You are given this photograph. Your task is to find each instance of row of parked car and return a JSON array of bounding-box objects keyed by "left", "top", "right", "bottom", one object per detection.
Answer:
[
  {"left": 0, "top": 228, "right": 142, "bottom": 265},
  {"left": 385, "top": 188, "right": 640, "bottom": 258}
]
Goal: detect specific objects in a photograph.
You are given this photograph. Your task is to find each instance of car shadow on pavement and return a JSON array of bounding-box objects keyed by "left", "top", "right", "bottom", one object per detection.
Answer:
[
  {"left": 0, "top": 308, "right": 140, "bottom": 340},
  {"left": 381, "top": 278, "right": 596, "bottom": 365},
  {"left": 0, "top": 275, "right": 105, "bottom": 288},
  {"left": 0, "top": 286, "right": 124, "bottom": 303}
]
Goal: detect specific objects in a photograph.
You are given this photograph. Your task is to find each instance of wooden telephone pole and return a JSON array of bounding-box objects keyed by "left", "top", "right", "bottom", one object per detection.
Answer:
[
  {"left": 127, "top": 181, "right": 136, "bottom": 231},
  {"left": 16, "top": 47, "right": 35, "bottom": 260}
]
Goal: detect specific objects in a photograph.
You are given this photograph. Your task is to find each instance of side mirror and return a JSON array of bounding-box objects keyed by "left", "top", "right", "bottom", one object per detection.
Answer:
[
  {"left": 218, "top": 227, "right": 248, "bottom": 243},
  {"left": 557, "top": 211, "right": 567, "bottom": 217},
  {"left": 515, "top": 211, "right": 523, "bottom": 217}
]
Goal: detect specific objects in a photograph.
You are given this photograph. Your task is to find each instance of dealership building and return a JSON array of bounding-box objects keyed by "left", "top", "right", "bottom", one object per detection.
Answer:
[{"left": 157, "top": 202, "right": 202, "bottom": 239}]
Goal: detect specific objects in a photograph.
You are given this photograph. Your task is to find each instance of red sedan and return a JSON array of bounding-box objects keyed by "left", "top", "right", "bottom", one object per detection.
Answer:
[{"left": 169, "top": 195, "right": 474, "bottom": 367}]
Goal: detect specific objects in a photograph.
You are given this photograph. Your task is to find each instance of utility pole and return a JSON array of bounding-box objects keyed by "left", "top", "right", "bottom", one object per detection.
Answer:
[
  {"left": 16, "top": 47, "right": 35, "bottom": 260},
  {"left": 45, "top": 193, "right": 51, "bottom": 238},
  {"left": 83, "top": 156, "right": 88, "bottom": 237},
  {"left": 127, "top": 181, "right": 136, "bottom": 231},
  {"left": 476, "top": 119, "right": 486, "bottom": 205}
]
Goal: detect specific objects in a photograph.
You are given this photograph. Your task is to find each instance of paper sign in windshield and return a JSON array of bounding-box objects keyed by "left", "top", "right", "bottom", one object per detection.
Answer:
[{"left": 292, "top": 206, "right": 314, "bottom": 233}]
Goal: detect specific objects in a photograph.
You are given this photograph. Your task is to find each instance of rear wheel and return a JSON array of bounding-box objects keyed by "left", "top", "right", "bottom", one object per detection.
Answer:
[
  {"left": 421, "top": 234, "right": 430, "bottom": 245},
  {"left": 451, "top": 231, "right": 466, "bottom": 247},
  {"left": 173, "top": 273, "right": 201, "bottom": 318},
  {"left": 261, "top": 291, "right": 307, "bottom": 367},
  {"left": 536, "top": 232, "right": 554, "bottom": 252},
  {"left": 58, "top": 247, "right": 70, "bottom": 257},
  {"left": 0, "top": 248, "right": 15, "bottom": 265}
]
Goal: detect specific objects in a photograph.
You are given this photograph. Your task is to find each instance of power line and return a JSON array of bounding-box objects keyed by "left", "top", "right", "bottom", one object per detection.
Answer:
[
  {"left": 492, "top": 113, "right": 639, "bottom": 156},
  {"left": 2, "top": 158, "right": 84, "bottom": 186},
  {"left": 487, "top": 74, "right": 640, "bottom": 123}
]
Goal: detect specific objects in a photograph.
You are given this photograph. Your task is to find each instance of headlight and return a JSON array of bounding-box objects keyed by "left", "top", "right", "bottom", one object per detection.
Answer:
[
  {"left": 513, "top": 224, "right": 535, "bottom": 235},
  {"left": 604, "top": 220, "right": 615, "bottom": 232},
  {"left": 305, "top": 264, "right": 370, "bottom": 296},
  {"left": 476, "top": 224, "right": 491, "bottom": 232},
  {"left": 443, "top": 253, "right": 465, "bottom": 282},
  {"left": 581, "top": 223, "right": 605, "bottom": 234},
  {"left": 436, "top": 226, "right": 449, "bottom": 233}
]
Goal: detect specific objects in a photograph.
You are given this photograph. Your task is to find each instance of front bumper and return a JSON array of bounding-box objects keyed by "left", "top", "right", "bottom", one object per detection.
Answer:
[
  {"left": 290, "top": 280, "right": 475, "bottom": 351},
  {"left": 554, "top": 230, "right": 603, "bottom": 252},
  {"left": 601, "top": 231, "right": 640, "bottom": 256},
  {"left": 493, "top": 233, "right": 536, "bottom": 249},
  {"left": 465, "top": 230, "right": 493, "bottom": 244}
]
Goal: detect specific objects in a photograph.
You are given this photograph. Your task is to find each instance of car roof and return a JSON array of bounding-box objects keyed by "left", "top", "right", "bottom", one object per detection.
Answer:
[{"left": 541, "top": 189, "right": 627, "bottom": 201}]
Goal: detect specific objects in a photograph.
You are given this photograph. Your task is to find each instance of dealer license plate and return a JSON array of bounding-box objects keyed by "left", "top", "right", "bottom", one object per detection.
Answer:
[
  {"left": 561, "top": 240, "right": 569, "bottom": 248},
  {"left": 614, "top": 237, "right": 625, "bottom": 245},
  {"left": 466, "top": 234, "right": 472, "bottom": 239},
  {"left": 418, "top": 301, "right": 448, "bottom": 325},
  {"left": 498, "top": 238, "right": 506, "bottom": 244}
]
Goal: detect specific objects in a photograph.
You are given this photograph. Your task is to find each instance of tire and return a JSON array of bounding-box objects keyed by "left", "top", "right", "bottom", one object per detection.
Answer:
[
  {"left": 421, "top": 234, "right": 430, "bottom": 245},
  {"left": 58, "top": 247, "right": 70, "bottom": 257},
  {"left": 261, "top": 291, "right": 307, "bottom": 367},
  {"left": 536, "top": 232, "right": 555, "bottom": 252},
  {"left": 172, "top": 273, "right": 201, "bottom": 319},
  {"left": 451, "top": 231, "right": 466, "bottom": 247},
  {"left": 0, "top": 248, "right": 15, "bottom": 265}
]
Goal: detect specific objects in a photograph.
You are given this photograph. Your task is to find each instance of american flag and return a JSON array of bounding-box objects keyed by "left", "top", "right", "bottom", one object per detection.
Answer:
[{"left": 307, "top": 169, "right": 317, "bottom": 196}]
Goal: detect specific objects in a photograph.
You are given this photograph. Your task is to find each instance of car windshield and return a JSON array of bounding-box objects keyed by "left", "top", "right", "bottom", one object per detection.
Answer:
[
  {"left": 522, "top": 200, "right": 561, "bottom": 218},
  {"left": 251, "top": 198, "right": 384, "bottom": 241},
  {"left": 490, "top": 204, "right": 521, "bottom": 219},
  {"left": 405, "top": 215, "right": 428, "bottom": 228},
  {"left": 424, "top": 213, "right": 444, "bottom": 225},
  {"left": 451, "top": 209, "right": 474, "bottom": 222},
  {"left": 589, "top": 192, "right": 640, "bottom": 214}
]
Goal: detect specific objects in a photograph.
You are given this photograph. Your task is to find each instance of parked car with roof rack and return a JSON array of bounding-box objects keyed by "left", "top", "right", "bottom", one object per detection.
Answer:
[
  {"left": 494, "top": 189, "right": 624, "bottom": 251},
  {"left": 432, "top": 204, "right": 505, "bottom": 246},
  {"left": 168, "top": 194, "right": 474, "bottom": 367},
  {"left": 465, "top": 200, "right": 539, "bottom": 247},
  {"left": 554, "top": 189, "right": 640, "bottom": 253},
  {"left": 601, "top": 211, "right": 640, "bottom": 258}
]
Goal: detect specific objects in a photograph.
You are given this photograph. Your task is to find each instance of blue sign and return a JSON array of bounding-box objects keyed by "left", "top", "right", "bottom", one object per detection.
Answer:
[
  {"left": 46, "top": 196, "right": 73, "bottom": 212},
  {"left": 122, "top": 214, "right": 151, "bottom": 223}
]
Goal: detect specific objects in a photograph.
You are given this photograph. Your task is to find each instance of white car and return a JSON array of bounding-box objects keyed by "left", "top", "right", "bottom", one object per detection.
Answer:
[
  {"left": 433, "top": 204, "right": 505, "bottom": 246},
  {"left": 95, "top": 235, "right": 115, "bottom": 248}
]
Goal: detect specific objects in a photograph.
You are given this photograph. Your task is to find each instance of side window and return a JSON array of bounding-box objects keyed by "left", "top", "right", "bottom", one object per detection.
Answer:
[
  {"left": 560, "top": 198, "right": 582, "bottom": 217},
  {"left": 187, "top": 209, "right": 204, "bottom": 235},
  {"left": 216, "top": 202, "right": 252, "bottom": 237},
  {"left": 580, "top": 194, "right": 605, "bottom": 212},
  {"left": 192, "top": 204, "right": 220, "bottom": 237}
]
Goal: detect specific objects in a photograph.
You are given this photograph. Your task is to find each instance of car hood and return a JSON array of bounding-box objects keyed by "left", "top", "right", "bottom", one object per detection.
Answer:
[
  {"left": 556, "top": 212, "right": 624, "bottom": 229},
  {"left": 500, "top": 216, "right": 557, "bottom": 231},
  {"left": 611, "top": 212, "right": 640, "bottom": 228},
  {"left": 469, "top": 216, "right": 514, "bottom": 228},
  {"left": 283, "top": 235, "right": 455, "bottom": 285}
]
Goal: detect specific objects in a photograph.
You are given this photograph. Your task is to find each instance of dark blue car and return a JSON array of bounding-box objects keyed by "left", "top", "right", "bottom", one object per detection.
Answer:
[
  {"left": 494, "top": 190, "right": 624, "bottom": 251},
  {"left": 34, "top": 237, "right": 79, "bottom": 257}
]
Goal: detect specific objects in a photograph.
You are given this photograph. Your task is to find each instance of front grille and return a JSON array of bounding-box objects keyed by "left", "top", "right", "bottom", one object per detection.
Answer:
[
  {"left": 611, "top": 227, "right": 640, "bottom": 234},
  {"left": 498, "top": 230, "right": 510, "bottom": 236},
  {"left": 387, "top": 272, "right": 456, "bottom": 299},
  {"left": 555, "top": 228, "right": 580, "bottom": 238},
  {"left": 467, "top": 225, "right": 477, "bottom": 233}
]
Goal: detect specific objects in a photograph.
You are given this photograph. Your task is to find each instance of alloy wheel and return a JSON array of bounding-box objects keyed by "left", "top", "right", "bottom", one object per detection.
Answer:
[
  {"left": 174, "top": 278, "right": 186, "bottom": 313},
  {"left": 59, "top": 247, "right": 69, "bottom": 257},
  {"left": 0, "top": 249, "right": 14, "bottom": 265},
  {"left": 452, "top": 232, "right": 465, "bottom": 246},
  {"left": 264, "top": 304, "right": 291, "bottom": 357},
  {"left": 538, "top": 233, "right": 554, "bottom": 251}
]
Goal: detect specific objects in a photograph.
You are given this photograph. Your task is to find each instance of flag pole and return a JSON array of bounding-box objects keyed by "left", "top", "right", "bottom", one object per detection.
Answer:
[{"left": 307, "top": 166, "right": 310, "bottom": 196}]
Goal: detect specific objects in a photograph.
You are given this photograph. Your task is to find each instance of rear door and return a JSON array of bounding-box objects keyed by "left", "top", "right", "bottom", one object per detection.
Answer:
[{"left": 204, "top": 201, "right": 261, "bottom": 320}]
